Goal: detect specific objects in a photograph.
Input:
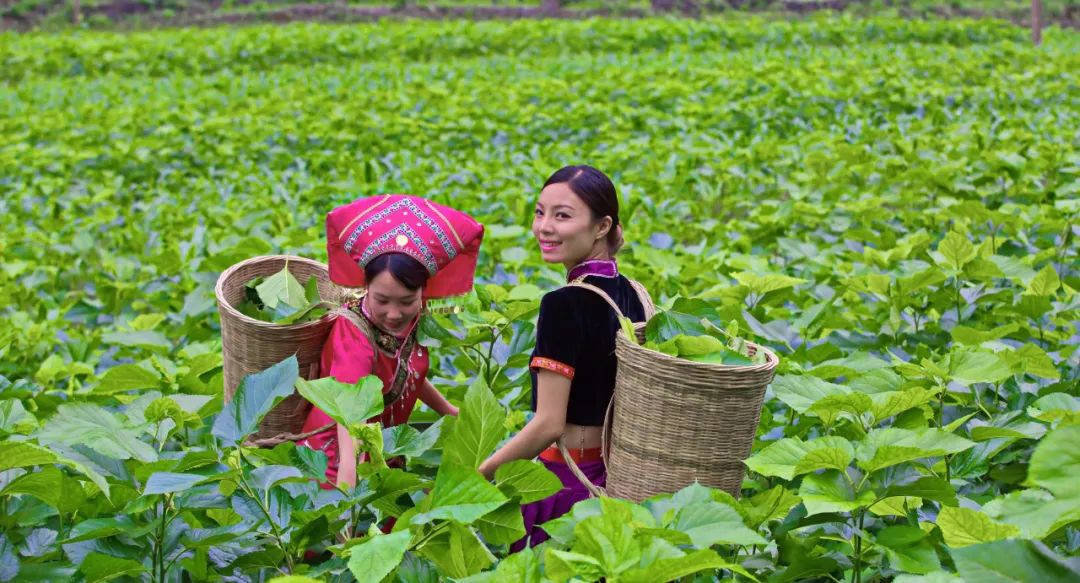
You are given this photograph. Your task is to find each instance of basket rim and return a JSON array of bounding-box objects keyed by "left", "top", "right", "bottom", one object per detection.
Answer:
[
  {"left": 616, "top": 329, "right": 780, "bottom": 373},
  {"left": 214, "top": 254, "right": 339, "bottom": 331}
]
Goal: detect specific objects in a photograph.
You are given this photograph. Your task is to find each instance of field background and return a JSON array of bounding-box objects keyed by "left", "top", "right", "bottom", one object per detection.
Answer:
[{"left": 1, "top": 7, "right": 1078, "bottom": 583}]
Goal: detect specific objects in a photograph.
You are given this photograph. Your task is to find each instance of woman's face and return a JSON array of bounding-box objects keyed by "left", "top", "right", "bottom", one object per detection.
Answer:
[
  {"left": 532, "top": 182, "right": 611, "bottom": 269},
  {"left": 365, "top": 270, "right": 422, "bottom": 335}
]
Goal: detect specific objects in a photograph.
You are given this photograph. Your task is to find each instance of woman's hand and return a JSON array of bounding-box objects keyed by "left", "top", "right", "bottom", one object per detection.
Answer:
[{"left": 477, "top": 370, "right": 570, "bottom": 479}]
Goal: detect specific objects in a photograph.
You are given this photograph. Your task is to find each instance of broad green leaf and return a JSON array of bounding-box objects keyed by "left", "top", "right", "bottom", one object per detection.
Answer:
[
  {"left": 982, "top": 489, "right": 1080, "bottom": 539},
  {"left": 869, "top": 388, "right": 937, "bottom": 423},
  {"left": 1027, "top": 393, "right": 1080, "bottom": 423},
  {"left": 739, "top": 485, "right": 802, "bottom": 529},
  {"left": 143, "top": 472, "right": 209, "bottom": 495},
  {"left": 544, "top": 549, "right": 604, "bottom": 583},
  {"left": 0, "top": 466, "right": 65, "bottom": 508},
  {"left": 799, "top": 470, "right": 876, "bottom": 515},
  {"left": 1027, "top": 425, "right": 1080, "bottom": 498},
  {"left": 671, "top": 501, "right": 766, "bottom": 547},
  {"left": 951, "top": 323, "right": 1019, "bottom": 346},
  {"left": 936, "top": 231, "right": 976, "bottom": 272},
  {"left": 807, "top": 393, "right": 873, "bottom": 425},
  {"left": 294, "top": 375, "right": 383, "bottom": 429},
  {"left": 457, "top": 547, "right": 541, "bottom": 583},
  {"left": 440, "top": 380, "right": 506, "bottom": 470},
  {"left": 745, "top": 436, "right": 855, "bottom": 480},
  {"left": 971, "top": 423, "right": 1046, "bottom": 442},
  {"left": 884, "top": 477, "right": 958, "bottom": 506},
  {"left": 732, "top": 272, "right": 807, "bottom": 295},
  {"left": 384, "top": 421, "right": 441, "bottom": 459},
  {"left": 211, "top": 356, "right": 299, "bottom": 446},
  {"left": 102, "top": 330, "right": 171, "bottom": 351},
  {"left": 97, "top": 363, "right": 161, "bottom": 393},
  {"left": 0, "top": 441, "right": 110, "bottom": 497},
  {"left": 0, "top": 399, "right": 36, "bottom": 434},
  {"left": 1004, "top": 344, "right": 1061, "bottom": 380},
  {"left": 574, "top": 502, "right": 641, "bottom": 575},
  {"left": 475, "top": 502, "right": 526, "bottom": 545},
  {"left": 952, "top": 540, "right": 1080, "bottom": 582},
  {"left": 1024, "top": 264, "right": 1060, "bottom": 297},
  {"left": 249, "top": 465, "right": 303, "bottom": 491},
  {"left": 494, "top": 460, "right": 562, "bottom": 504},
  {"left": 876, "top": 525, "right": 940, "bottom": 574},
  {"left": 622, "top": 549, "right": 740, "bottom": 583},
  {"left": 78, "top": 552, "right": 147, "bottom": 583},
  {"left": 936, "top": 506, "right": 1019, "bottom": 548},
  {"left": 346, "top": 529, "right": 412, "bottom": 583},
  {"left": 870, "top": 496, "right": 923, "bottom": 517},
  {"left": 256, "top": 265, "right": 308, "bottom": 310},
  {"left": 416, "top": 522, "right": 494, "bottom": 579},
  {"left": 894, "top": 573, "right": 963, "bottom": 583},
  {"left": 946, "top": 350, "right": 1012, "bottom": 386},
  {"left": 37, "top": 403, "right": 157, "bottom": 462},
  {"left": 412, "top": 464, "right": 507, "bottom": 525},
  {"left": 856, "top": 428, "right": 975, "bottom": 472},
  {"left": 770, "top": 375, "right": 850, "bottom": 414}
]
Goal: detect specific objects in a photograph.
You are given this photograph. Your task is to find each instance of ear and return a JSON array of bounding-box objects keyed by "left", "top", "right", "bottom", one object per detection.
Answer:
[{"left": 595, "top": 216, "right": 613, "bottom": 240}]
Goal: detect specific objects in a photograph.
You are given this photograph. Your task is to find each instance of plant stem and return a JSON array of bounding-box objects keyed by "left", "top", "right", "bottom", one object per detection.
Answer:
[
  {"left": 237, "top": 449, "right": 296, "bottom": 573},
  {"left": 851, "top": 510, "right": 866, "bottom": 583}
]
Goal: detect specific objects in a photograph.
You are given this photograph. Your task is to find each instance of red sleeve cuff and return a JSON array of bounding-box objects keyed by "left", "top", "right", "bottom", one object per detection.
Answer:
[{"left": 530, "top": 357, "right": 575, "bottom": 380}]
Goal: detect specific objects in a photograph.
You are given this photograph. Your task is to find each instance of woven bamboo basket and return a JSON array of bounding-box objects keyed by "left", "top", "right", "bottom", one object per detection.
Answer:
[
  {"left": 215, "top": 255, "right": 345, "bottom": 440},
  {"left": 604, "top": 323, "right": 779, "bottom": 501}
]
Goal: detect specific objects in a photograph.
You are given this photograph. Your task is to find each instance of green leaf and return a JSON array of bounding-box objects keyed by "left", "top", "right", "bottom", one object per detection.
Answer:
[
  {"left": 413, "top": 463, "right": 507, "bottom": 525},
  {"left": 144, "top": 471, "right": 210, "bottom": 495},
  {"left": 102, "top": 330, "right": 171, "bottom": 351},
  {"left": 884, "top": 477, "right": 958, "bottom": 506},
  {"left": 440, "top": 379, "right": 506, "bottom": 470},
  {"left": 0, "top": 399, "right": 36, "bottom": 434},
  {"left": 494, "top": 460, "right": 562, "bottom": 504},
  {"left": 952, "top": 540, "right": 1080, "bottom": 583},
  {"left": 622, "top": 549, "right": 737, "bottom": 583},
  {"left": 0, "top": 441, "right": 110, "bottom": 497},
  {"left": 78, "top": 552, "right": 147, "bottom": 583},
  {"left": 876, "top": 525, "right": 941, "bottom": 574},
  {"left": 0, "top": 465, "right": 65, "bottom": 508},
  {"left": 1027, "top": 425, "right": 1080, "bottom": 499},
  {"left": 951, "top": 323, "right": 1019, "bottom": 346},
  {"left": 1004, "top": 344, "right": 1061, "bottom": 381},
  {"left": 1024, "top": 264, "right": 1061, "bottom": 297},
  {"left": 346, "top": 529, "right": 413, "bottom": 583},
  {"left": 211, "top": 356, "right": 299, "bottom": 447},
  {"left": 294, "top": 374, "right": 383, "bottom": 429},
  {"left": 982, "top": 489, "right": 1080, "bottom": 539},
  {"left": 936, "top": 506, "right": 1019, "bottom": 548},
  {"left": 732, "top": 272, "right": 807, "bottom": 295},
  {"left": 670, "top": 500, "right": 766, "bottom": 547},
  {"left": 856, "top": 428, "right": 975, "bottom": 472},
  {"left": 739, "top": 485, "right": 802, "bottom": 529},
  {"left": 38, "top": 403, "right": 158, "bottom": 462},
  {"left": 869, "top": 388, "right": 937, "bottom": 423},
  {"left": 746, "top": 436, "right": 855, "bottom": 480},
  {"left": 947, "top": 349, "right": 1013, "bottom": 386},
  {"left": 798, "top": 470, "right": 876, "bottom": 515},
  {"left": 771, "top": 375, "right": 850, "bottom": 414},
  {"left": 1027, "top": 393, "right": 1080, "bottom": 423},
  {"left": 475, "top": 502, "right": 526, "bottom": 545},
  {"left": 936, "top": 231, "right": 976, "bottom": 272},
  {"left": 256, "top": 264, "right": 308, "bottom": 310},
  {"left": 416, "top": 522, "right": 495, "bottom": 578},
  {"left": 574, "top": 501, "right": 642, "bottom": 575},
  {"left": 894, "top": 573, "right": 963, "bottom": 583},
  {"left": 807, "top": 393, "right": 873, "bottom": 425},
  {"left": 96, "top": 363, "right": 162, "bottom": 393},
  {"left": 545, "top": 549, "right": 604, "bottom": 583}
]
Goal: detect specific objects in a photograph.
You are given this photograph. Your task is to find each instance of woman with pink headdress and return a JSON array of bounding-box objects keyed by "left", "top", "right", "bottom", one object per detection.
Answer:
[{"left": 298, "top": 194, "right": 484, "bottom": 489}]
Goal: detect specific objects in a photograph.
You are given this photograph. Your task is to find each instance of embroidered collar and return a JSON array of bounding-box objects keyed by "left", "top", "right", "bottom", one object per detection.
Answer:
[{"left": 567, "top": 259, "right": 618, "bottom": 282}]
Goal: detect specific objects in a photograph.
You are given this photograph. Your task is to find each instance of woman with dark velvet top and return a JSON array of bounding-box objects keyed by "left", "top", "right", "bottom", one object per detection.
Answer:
[{"left": 478, "top": 165, "right": 654, "bottom": 551}]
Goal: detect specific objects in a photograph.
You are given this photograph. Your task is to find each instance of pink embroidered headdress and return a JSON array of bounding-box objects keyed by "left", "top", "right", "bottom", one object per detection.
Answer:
[{"left": 326, "top": 194, "right": 485, "bottom": 298}]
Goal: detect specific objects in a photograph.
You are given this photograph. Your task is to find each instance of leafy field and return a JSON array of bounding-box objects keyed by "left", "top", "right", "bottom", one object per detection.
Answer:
[{"left": 1, "top": 15, "right": 1079, "bottom": 582}]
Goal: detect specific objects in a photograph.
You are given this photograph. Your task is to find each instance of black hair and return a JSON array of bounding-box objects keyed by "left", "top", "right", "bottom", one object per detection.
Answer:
[
  {"left": 543, "top": 165, "right": 620, "bottom": 249},
  {"left": 364, "top": 252, "right": 429, "bottom": 291}
]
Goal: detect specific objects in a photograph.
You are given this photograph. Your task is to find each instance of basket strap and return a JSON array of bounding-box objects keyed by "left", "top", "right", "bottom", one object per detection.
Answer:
[{"left": 559, "top": 278, "right": 656, "bottom": 498}]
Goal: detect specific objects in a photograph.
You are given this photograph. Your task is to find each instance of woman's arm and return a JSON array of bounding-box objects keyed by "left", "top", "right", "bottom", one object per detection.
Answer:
[
  {"left": 336, "top": 423, "right": 357, "bottom": 489},
  {"left": 478, "top": 370, "right": 570, "bottom": 479},
  {"left": 417, "top": 379, "right": 459, "bottom": 416}
]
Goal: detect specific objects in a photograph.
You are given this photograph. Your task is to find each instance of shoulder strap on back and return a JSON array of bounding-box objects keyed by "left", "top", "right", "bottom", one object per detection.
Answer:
[{"left": 567, "top": 276, "right": 656, "bottom": 321}]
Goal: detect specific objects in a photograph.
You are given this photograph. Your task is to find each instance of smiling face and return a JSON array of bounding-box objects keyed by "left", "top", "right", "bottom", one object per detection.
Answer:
[
  {"left": 532, "top": 182, "right": 612, "bottom": 270},
  {"left": 364, "top": 270, "right": 423, "bottom": 335}
]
